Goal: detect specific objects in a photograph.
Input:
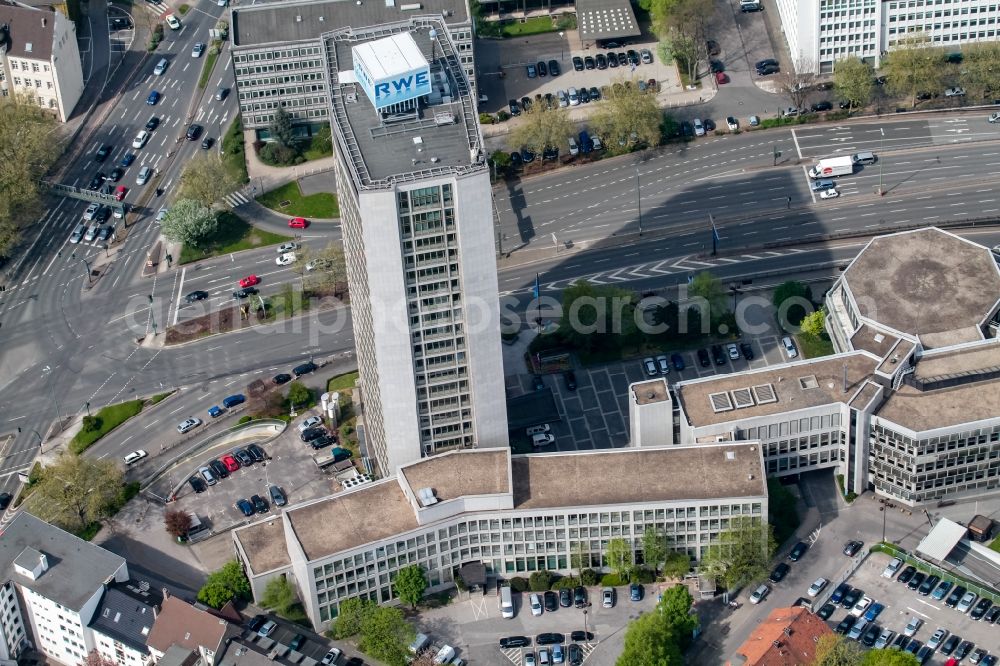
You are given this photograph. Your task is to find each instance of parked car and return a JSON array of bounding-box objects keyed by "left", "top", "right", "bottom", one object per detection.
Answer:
[
  {"left": 956, "top": 591, "right": 978, "bottom": 613},
  {"left": 835, "top": 615, "right": 857, "bottom": 634},
  {"left": 897, "top": 565, "right": 917, "bottom": 585},
  {"left": 251, "top": 494, "right": 269, "bottom": 514},
  {"left": 188, "top": 476, "right": 206, "bottom": 493},
  {"left": 927, "top": 628, "right": 948, "bottom": 650},
  {"left": 817, "top": 603, "right": 837, "bottom": 620},
  {"left": 749, "top": 584, "right": 770, "bottom": 604},
  {"left": 829, "top": 582, "right": 850, "bottom": 604},
  {"left": 235, "top": 498, "right": 254, "bottom": 516},
  {"left": 907, "top": 572, "right": 926, "bottom": 591},
  {"left": 882, "top": 558, "right": 903, "bottom": 578},
  {"left": 601, "top": 587, "right": 615, "bottom": 608},
  {"left": 789, "top": 541, "right": 809, "bottom": 561},
  {"left": 177, "top": 417, "right": 201, "bottom": 434},
  {"left": 864, "top": 602, "right": 884, "bottom": 622},
  {"left": 917, "top": 574, "right": 940, "bottom": 596},
  {"left": 970, "top": 597, "right": 993, "bottom": 620},
  {"left": 564, "top": 371, "right": 577, "bottom": 391},
  {"left": 807, "top": 578, "right": 829, "bottom": 597},
  {"left": 945, "top": 585, "right": 967, "bottom": 608},
  {"left": 843, "top": 540, "right": 863, "bottom": 556},
  {"left": 573, "top": 587, "right": 586, "bottom": 608},
  {"left": 288, "top": 217, "right": 309, "bottom": 228},
  {"left": 739, "top": 342, "right": 754, "bottom": 360},
  {"left": 670, "top": 353, "right": 685, "bottom": 371},
  {"left": 850, "top": 595, "right": 873, "bottom": 618},
  {"left": 643, "top": 357, "right": 658, "bottom": 376},
  {"left": 903, "top": 616, "right": 923, "bottom": 637}
]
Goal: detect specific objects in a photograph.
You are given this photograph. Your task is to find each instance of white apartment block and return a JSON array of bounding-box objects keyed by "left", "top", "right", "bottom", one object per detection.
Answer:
[
  {"left": 773, "top": 0, "right": 1000, "bottom": 74},
  {"left": 230, "top": 0, "right": 476, "bottom": 132},
  {"left": 0, "top": 513, "right": 130, "bottom": 666},
  {"left": 0, "top": 3, "right": 83, "bottom": 121},
  {"left": 326, "top": 19, "right": 507, "bottom": 474},
  {"left": 233, "top": 445, "right": 768, "bottom": 629},
  {"left": 663, "top": 227, "right": 1000, "bottom": 506}
]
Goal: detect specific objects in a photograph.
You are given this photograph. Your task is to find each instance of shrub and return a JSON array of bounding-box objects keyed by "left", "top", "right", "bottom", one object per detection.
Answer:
[
  {"left": 580, "top": 569, "right": 599, "bottom": 586},
  {"left": 634, "top": 567, "right": 657, "bottom": 584},
  {"left": 529, "top": 570, "right": 553, "bottom": 591},
  {"left": 509, "top": 577, "right": 529, "bottom": 593},
  {"left": 496, "top": 110, "right": 510, "bottom": 122},
  {"left": 479, "top": 112, "right": 494, "bottom": 124},
  {"left": 601, "top": 573, "right": 626, "bottom": 587},
  {"left": 237, "top": 415, "right": 253, "bottom": 425},
  {"left": 550, "top": 576, "right": 577, "bottom": 590},
  {"left": 81, "top": 415, "right": 102, "bottom": 432}
]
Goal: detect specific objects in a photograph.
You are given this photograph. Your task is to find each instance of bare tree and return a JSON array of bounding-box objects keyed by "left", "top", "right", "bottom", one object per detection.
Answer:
[{"left": 776, "top": 58, "right": 817, "bottom": 111}]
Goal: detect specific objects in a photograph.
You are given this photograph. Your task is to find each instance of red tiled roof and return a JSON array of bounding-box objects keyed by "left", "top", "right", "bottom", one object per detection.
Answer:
[
  {"left": 147, "top": 596, "right": 230, "bottom": 655},
  {"left": 729, "top": 606, "right": 833, "bottom": 666}
]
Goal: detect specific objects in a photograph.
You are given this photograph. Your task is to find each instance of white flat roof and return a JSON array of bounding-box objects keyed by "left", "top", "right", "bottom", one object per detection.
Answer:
[
  {"left": 916, "top": 518, "right": 967, "bottom": 562},
  {"left": 353, "top": 32, "right": 427, "bottom": 80}
]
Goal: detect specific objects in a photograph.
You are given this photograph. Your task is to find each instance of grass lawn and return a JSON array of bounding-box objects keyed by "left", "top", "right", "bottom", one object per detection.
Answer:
[
  {"left": 990, "top": 535, "right": 1000, "bottom": 553},
  {"left": 500, "top": 17, "right": 557, "bottom": 37},
  {"left": 256, "top": 181, "right": 339, "bottom": 219},
  {"left": 198, "top": 48, "right": 219, "bottom": 89},
  {"left": 179, "top": 212, "right": 292, "bottom": 264},
  {"left": 70, "top": 400, "right": 144, "bottom": 454},
  {"left": 222, "top": 117, "right": 249, "bottom": 185},
  {"left": 151, "top": 391, "right": 173, "bottom": 404},
  {"left": 797, "top": 332, "right": 835, "bottom": 358},
  {"left": 301, "top": 132, "right": 333, "bottom": 161},
  {"left": 327, "top": 371, "right": 359, "bottom": 392}
]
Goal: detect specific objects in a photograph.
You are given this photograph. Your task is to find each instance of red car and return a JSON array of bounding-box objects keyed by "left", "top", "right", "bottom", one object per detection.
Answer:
[
  {"left": 114, "top": 185, "right": 128, "bottom": 201},
  {"left": 238, "top": 274, "right": 259, "bottom": 288},
  {"left": 715, "top": 71, "right": 729, "bottom": 85},
  {"left": 288, "top": 217, "right": 309, "bottom": 229},
  {"left": 221, "top": 455, "right": 240, "bottom": 472}
]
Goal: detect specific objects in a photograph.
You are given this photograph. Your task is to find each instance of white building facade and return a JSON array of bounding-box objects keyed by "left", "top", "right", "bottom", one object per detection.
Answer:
[{"left": 0, "top": 4, "right": 84, "bottom": 121}]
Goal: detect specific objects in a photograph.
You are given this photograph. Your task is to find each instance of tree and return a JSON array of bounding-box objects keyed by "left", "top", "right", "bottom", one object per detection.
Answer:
[
  {"left": 27, "top": 453, "right": 125, "bottom": 533},
  {"left": 178, "top": 153, "right": 240, "bottom": 208},
  {"left": 528, "top": 570, "right": 553, "bottom": 591},
  {"left": 651, "top": 0, "right": 716, "bottom": 83},
  {"left": 197, "top": 560, "right": 251, "bottom": 609},
  {"left": 605, "top": 538, "right": 634, "bottom": 581},
  {"left": 958, "top": 42, "right": 1000, "bottom": 101},
  {"left": 698, "top": 516, "right": 776, "bottom": 590},
  {"left": 617, "top": 611, "right": 683, "bottom": 666},
  {"left": 558, "top": 281, "right": 640, "bottom": 354},
  {"left": 357, "top": 605, "right": 415, "bottom": 666},
  {"left": 776, "top": 58, "right": 817, "bottom": 111},
  {"left": 800, "top": 308, "right": 826, "bottom": 337},
  {"left": 85, "top": 650, "right": 118, "bottom": 666},
  {"left": 164, "top": 509, "right": 192, "bottom": 538},
  {"left": 833, "top": 56, "right": 875, "bottom": 112},
  {"left": 773, "top": 280, "right": 813, "bottom": 328},
  {"left": 590, "top": 80, "right": 663, "bottom": 154},
  {"left": 813, "top": 634, "right": 864, "bottom": 666},
  {"left": 270, "top": 106, "right": 296, "bottom": 148},
  {"left": 299, "top": 243, "right": 347, "bottom": 295},
  {"left": 509, "top": 105, "right": 574, "bottom": 156},
  {"left": 332, "top": 597, "right": 372, "bottom": 639},
  {"left": 658, "top": 585, "right": 699, "bottom": 650},
  {"left": 0, "top": 93, "right": 61, "bottom": 255},
  {"left": 261, "top": 576, "right": 298, "bottom": 614},
  {"left": 393, "top": 564, "right": 428, "bottom": 609},
  {"left": 687, "top": 272, "right": 728, "bottom": 325},
  {"left": 860, "top": 649, "right": 921, "bottom": 666},
  {"left": 642, "top": 528, "right": 668, "bottom": 575},
  {"left": 161, "top": 199, "right": 219, "bottom": 248},
  {"left": 286, "top": 381, "right": 311, "bottom": 408},
  {"left": 661, "top": 552, "right": 691, "bottom": 580},
  {"left": 882, "top": 34, "right": 945, "bottom": 107}
]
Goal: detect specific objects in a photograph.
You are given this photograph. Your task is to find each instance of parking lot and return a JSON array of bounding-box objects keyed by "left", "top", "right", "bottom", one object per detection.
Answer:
[
  {"left": 159, "top": 410, "right": 346, "bottom": 535},
  {"left": 506, "top": 292, "right": 798, "bottom": 450},
  {"left": 817, "top": 551, "right": 1000, "bottom": 663}
]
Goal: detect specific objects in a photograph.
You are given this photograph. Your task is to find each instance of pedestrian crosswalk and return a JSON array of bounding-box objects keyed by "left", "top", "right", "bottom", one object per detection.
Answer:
[
  {"left": 144, "top": 0, "right": 169, "bottom": 17},
  {"left": 224, "top": 190, "right": 251, "bottom": 208}
]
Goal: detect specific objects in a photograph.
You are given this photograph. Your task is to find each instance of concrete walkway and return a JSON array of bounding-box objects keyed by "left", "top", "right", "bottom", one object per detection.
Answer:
[{"left": 243, "top": 129, "right": 336, "bottom": 195}]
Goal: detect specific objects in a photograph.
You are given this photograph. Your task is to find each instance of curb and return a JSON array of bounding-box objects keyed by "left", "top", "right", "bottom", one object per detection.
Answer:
[{"left": 160, "top": 302, "right": 351, "bottom": 348}]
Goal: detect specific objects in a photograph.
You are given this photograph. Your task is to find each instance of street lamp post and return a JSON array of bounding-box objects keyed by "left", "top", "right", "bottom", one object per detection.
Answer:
[
  {"left": 635, "top": 166, "right": 643, "bottom": 237},
  {"left": 16, "top": 427, "right": 43, "bottom": 447},
  {"left": 71, "top": 252, "right": 93, "bottom": 284},
  {"left": 880, "top": 506, "right": 887, "bottom": 543},
  {"left": 42, "top": 365, "right": 62, "bottom": 431},
  {"left": 559, "top": 31, "right": 565, "bottom": 61},
  {"left": 878, "top": 127, "right": 885, "bottom": 196}
]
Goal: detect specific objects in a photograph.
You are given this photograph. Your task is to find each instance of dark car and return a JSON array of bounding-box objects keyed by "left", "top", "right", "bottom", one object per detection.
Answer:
[
  {"left": 247, "top": 444, "right": 266, "bottom": 463},
  {"left": 543, "top": 145, "right": 559, "bottom": 160},
  {"left": 510, "top": 151, "right": 522, "bottom": 167},
  {"left": 0, "top": 492, "right": 12, "bottom": 510},
  {"left": 710, "top": 60, "right": 725, "bottom": 74},
  {"left": 907, "top": 572, "right": 926, "bottom": 591},
  {"left": 711, "top": 344, "right": 726, "bottom": 365},
  {"left": 955, "top": 641, "right": 975, "bottom": 659},
  {"left": 520, "top": 147, "right": 535, "bottom": 163},
  {"left": 579, "top": 87, "right": 590, "bottom": 104},
  {"left": 536, "top": 633, "right": 564, "bottom": 646},
  {"left": 272, "top": 373, "right": 292, "bottom": 386},
  {"left": 232, "top": 287, "right": 259, "bottom": 299},
  {"left": 208, "top": 459, "right": 229, "bottom": 479},
  {"left": 897, "top": 565, "right": 917, "bottom": 585},
  {"left": 629, "top": 583, "right": 642, "bottom": 601},
  {"left": 755, "top": 58, "right": 779, "bottom": 70},
  {"left": 582, "top": 56, "right": 594, "bottom": 70},
  {"left": 88, "top": 174, "right": 103, "bottom": 190},
  {"left": 570, "top": 631, "right": 593, "bottom": 642},
  {"left": 120, "top": 153, "right": 135, "bottom": 167},
  {"left": 246, "top": 614, "right": 267, "bottom": 632},
  {"left": 145, "top": 116, "right": 160, "bottom": 131},
  {"left": 941, "top": 634, "right": 961, "bottom": 655},
  {"left": 627, "top": 49, "right": 640, "bottom": 65},
  {"left": 499, "top": 636, "right": 531, "bottom": 649},
  {"left": 201, "top": 137, "right": 214, "bottom": 150},
  {"left": 311, "top": 434, "right": 337, "bottom": 449},
  {"left": 945, "top": 585, "right": 967, "bottom": 608},
  {"left": 345, "top": 659, "right": 363, "bottom": 666},
  {"left": 829, "top": 582, "right": 850, "bottom": 605},
  {"left": 564, "top": 371, "right": 577, "bottom": 391},
  {"left": 984, "top": 605, "right": 1000, "bottom": 623},
  {"left": 811, "top": 101, "right": 833, "bottom": 112},
  {"left": 842, "top": 587, "right": 863, "bottom": 609},
  {"left": 520, "top": 96, "right": 532, "bottom": 111},
  {"left": 703, "top": 118, "right": 716, "bottom": 132},
  {"left": 532, "top": 375, "right": 546, "bottom": 391},
  {"left": 109, "top": 167, "right": 125, "bottom": 182},
  {"left": 185, "top": 290, "right": 209, "bottom": 303},
  {"left": 572, "top": 56, "right": 584, "bottom": 71},
  {"left": 548, "top": 59, "right": 560, "bottom": 76},
  {"left": 188, "top": 476, "right": 207, "bottom": 493},
  {"left": 235, "top": 498, "right": 254, "bottom": 517},
  {"left": 861, "top": 623, "right": 881, "bottom": 647},
  {"left": 607, "top": 52, "right": 619, "bottom": 68},
  {"left": 917, "top": 574, "right": 940, "bottom": 596},
  {"left": 589, "top": 86, "right": 601, "bottom": 101},
  {"left": 251, "top": 494, "right": 269, "bottom": 514},
  {"left": 739, "top": 342, "right": 754, "bottom": 360},
  {"left": 293, "top": 361, "right": 318, "bottom": 376},
  {"left": 559, "top": 588, "right": 572, "bottom": 607},
  {"left": 300, "top": 427, "right": 326, "bottom": 443},
  {"left": 770, "top": 563, "right": 790, "bottom": 583},
  {"left": 904, "top": 640, "right": 922, "bottom": 656},
  {"left": 573, "top": 586, "right": 587, "bottom": 607},
  {"left": 757, "top": 64, "right": 780, "bottom": 76},
  {"left": 536, "top": 60, "right": 547, "bottom": 76},
  {"left": 892, "top": 634, "right": 910, "bottom": 650},
  {"left": 697, "top": 348, "right": 711, "bottom": 367},
  {"left": 817, "top": 603, "right": 836, "bottom": 620},
  {"left": 595, "top": 53, "right": 607, "bottom": 69},
  {"left": 970, "top": 597, "right": 992, "bottom": 620},
  {"left": 680, "top": 121, "right": 694, "bottom": 138},
  {"left": 185, "top": 124, "right": 203, "bottom": 140},
  {"left": 544, "top": 591, "right": 558, "bottom": 612},
  {"left": 95, "top": 144, "right": 112, "bottom": 162},
  {"left": 835, "top": 615, "right": 857, "bottom": 634},
  {"left": 233, "top": 447, "right": 253, "bottom": 466},
  {"left": 670, "top": 352, "right": 685, "bottom": 371},
  {"left": 567, "top": 643, "right": 582, "bottom": 666},
  {"left": 843, "top": 540, "right": 863, "bottom": 556},
  {"left": 288, "top": 634, "right": 305, "bottom": 651}
]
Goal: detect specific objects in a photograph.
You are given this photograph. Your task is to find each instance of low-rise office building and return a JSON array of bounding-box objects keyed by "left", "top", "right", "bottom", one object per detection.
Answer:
[
  {"left": 233, "top": 444, "right": 768, "bottom": 628},
  {"left": 670, "top": 227, "right": 1000, "bottom": 507},
  {"left": 230, "top": 0, "right": 475, "bottom": 132}
]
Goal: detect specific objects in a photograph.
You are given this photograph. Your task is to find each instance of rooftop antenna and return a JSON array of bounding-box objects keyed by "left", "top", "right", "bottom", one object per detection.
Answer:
[{"left": 429, "top": 28, "right": 437, "bottom": 65}]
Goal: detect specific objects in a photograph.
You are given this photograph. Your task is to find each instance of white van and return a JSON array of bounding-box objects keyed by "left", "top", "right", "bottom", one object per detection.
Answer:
[
  {"left": 526, "top": 424, "right": 550, "bottom": 436},
  {"left": 567, "top": 136, "right": 579, "bottom": 156},
  {"left": 852, "top": 151, "right": 877, "bottom": 165},
  {"left": 782, "top": 336, "right": 799, "bottom": 359},
  {"left": 153, "top": 58, "right": 168, "bottom": 75},
  {"left": 500, "top": 585, "right": 515, "bottom": 618},
  {"left": 532, "top": 433, "right": 555, "bottom": 447},
  {"left": 408, "top": 633, "right": 430, "bottom": 655}
]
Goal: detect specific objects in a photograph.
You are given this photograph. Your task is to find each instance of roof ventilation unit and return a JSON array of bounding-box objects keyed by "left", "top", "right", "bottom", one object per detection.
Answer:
[{"left": 418, "top": 487, "right": 438, "bottom": 506}]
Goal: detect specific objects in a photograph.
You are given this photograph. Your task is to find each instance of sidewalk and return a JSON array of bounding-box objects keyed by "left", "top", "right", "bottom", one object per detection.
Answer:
[{"left": 243, "top": 130, "right": 336, "bottom": 195}]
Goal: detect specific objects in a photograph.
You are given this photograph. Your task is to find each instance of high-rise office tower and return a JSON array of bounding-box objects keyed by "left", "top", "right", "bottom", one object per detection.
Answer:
[{"left": 324, "top": 18, "right": 508, "bottom": 475}]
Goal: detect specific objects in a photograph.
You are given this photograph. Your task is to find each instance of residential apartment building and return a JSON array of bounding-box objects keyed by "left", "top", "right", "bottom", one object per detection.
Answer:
[
  {"left": 324, "top": 18, "right": 507, "bottom": 474},
  {"left": 146, "top": 593, "right": 235, "bottom": 666},
  {"left": 0, "top": 2, "right": 83, "bottom": 120},
  {"left": 0, "top": 512, "right": 130, "bottom": 666},
  {"left": 90, "top": 583, "right": 161, "bottom": 666},
  {"left": 671, "top": 228, "right": 1000, "bottom": 507},
  {"left": 229, "top": 0, "right": 476, "bottom": 132},
  {"left": 773, "top": 0, "right": 1000, "bottom": 74},
  {"left": 233, "top": 445, "right": 768, "bottom": 629}
]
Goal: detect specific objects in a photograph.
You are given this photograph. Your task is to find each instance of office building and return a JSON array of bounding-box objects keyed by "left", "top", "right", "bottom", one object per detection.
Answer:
[
  {"left": 674, "top": 227, "right": 1000, "bottom": 506},
  {"left": 0, "top": 2, "right": 83, "bottom": 121},
  {"left": 0, "top": 512, "right": 130, "bottom": 665},
  {"left": 230, "top": 0, "right": 475, "bottom": 132},
  {"left": 773, "top": 0, "right": 1000, "bottom": 74},
  {"left": 233, "top": 444, "right": 768, "bottom": 629},
  {"left": 325, "top": 18, "right": 507, "bottom": 474}
]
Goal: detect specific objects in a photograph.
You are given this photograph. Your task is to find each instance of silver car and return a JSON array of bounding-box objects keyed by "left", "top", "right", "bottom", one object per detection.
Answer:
[
  {"left": 956, "top": 591, "right": 977, "bottom": 613},
  {"left": 198, "top": 466, "right": 217, "bottom": 486},
  {"left": 176, "top": 417, "right": 201, "bottom": 434}
]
